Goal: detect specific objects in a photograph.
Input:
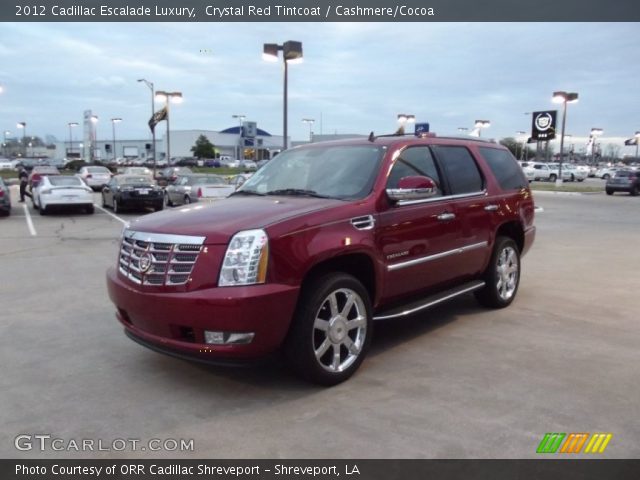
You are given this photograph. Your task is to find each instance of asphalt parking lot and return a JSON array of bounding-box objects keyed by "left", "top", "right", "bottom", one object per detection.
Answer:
[{"left": 1, "top": 185, "right": 639, "bottom": 459}]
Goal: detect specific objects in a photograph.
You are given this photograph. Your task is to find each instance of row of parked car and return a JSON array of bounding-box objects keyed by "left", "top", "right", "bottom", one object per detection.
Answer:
[
  {"left": 14, "top": 165, "right": 254, "bottom": 216},
  {"left": 518, "top": 161, "right": 589, "bottom": 182}
]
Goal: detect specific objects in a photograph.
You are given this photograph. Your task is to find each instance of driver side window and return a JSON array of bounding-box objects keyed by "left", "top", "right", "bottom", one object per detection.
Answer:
[{"left": 386, "top": 147, "right": 442, "bottom": 196}]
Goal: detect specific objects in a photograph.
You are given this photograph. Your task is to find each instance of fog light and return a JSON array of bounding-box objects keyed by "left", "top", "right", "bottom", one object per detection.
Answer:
[{"left": 204, "top": 331, "right": 255, "bottom": 345}]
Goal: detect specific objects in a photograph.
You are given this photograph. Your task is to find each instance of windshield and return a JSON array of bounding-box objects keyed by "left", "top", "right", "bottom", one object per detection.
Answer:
[
  {"left": 238, "top": 145, "right": 385, "bottom": 200},
  {"left": 49, "top": 176, "right": 83, "bottom": 187}
]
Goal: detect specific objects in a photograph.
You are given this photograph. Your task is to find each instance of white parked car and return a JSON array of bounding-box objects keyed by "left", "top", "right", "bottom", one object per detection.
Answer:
[
  {"left": 595, "top": 167, "right": 619, "bottom": 180},
  {"left": 518, "top": 161, "right": 536, "bottom": 182},
  {"left": 546, "top": 163, "right": 572, "bottom": 182},
  {"left": 32, "top": 175, "right": 94, "bottom": 215},
  {"left": 77, "top": 166, "right": 112, "bottom": 190},
  {"left": 560, "top": 164, "right": 587, "bottom": 182},
  {"left": 526, "top": 162, "right": 552, "bottom": 181}
]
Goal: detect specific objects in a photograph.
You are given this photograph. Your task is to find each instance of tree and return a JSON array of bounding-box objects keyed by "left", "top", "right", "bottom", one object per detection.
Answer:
[{"left": 190, "top": 135, "right": 216, "bottom": 159}]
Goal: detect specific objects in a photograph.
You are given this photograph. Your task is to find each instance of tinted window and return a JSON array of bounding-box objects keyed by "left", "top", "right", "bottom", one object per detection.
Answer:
[
  {"left": 479, "top": 147, "right": 527, "bottom": 190},
  {"left": 433, "top": 146, "right": 484, "bottom": 194},
  {"left": 386, "top": 147, "right": 442, "bottom": 196}
]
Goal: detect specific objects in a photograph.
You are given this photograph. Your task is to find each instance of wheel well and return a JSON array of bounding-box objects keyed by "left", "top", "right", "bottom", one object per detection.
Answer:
[
  {"left": 496, "top": 221, "right": 524, "bottom": 253},
  {"left": 303, "top": 254, "right": 376, "bottom": 303}
]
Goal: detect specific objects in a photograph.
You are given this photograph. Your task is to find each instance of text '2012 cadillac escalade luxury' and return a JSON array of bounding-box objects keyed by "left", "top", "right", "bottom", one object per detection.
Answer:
[{"left": 106, "top": 133, "right": 535, "bottom": 385}]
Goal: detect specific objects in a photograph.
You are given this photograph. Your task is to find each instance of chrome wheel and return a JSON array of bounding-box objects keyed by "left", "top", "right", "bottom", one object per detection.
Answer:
[
  {"left": 496, "top": 246, "right": 518, "bottom": 301},
  {"left": 312, "top": 288, "right": 367, "bottom": 373}
]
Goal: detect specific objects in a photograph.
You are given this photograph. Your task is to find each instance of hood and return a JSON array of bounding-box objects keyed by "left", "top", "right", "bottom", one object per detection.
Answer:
[{"left": 126, "top": 195, "right": 344, "bottom": 244}]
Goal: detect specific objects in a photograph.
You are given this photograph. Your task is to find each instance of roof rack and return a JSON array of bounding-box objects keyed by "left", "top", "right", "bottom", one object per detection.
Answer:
[{"left": 367, "top": 131, "right": 497, "bottom": 144}]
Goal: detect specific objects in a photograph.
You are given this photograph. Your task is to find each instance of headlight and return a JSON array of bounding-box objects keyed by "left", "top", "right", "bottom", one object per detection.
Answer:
[{"left": 219, "top": 229, "right": 269, "bottom": 287}]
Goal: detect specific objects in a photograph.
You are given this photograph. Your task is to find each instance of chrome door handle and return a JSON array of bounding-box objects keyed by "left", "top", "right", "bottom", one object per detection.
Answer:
[
  {"left": 437, "top": 212, "right": 456, "bottom": 221},
  {"left": 484, "top": 204, "right": 499, "bottom": 212}
]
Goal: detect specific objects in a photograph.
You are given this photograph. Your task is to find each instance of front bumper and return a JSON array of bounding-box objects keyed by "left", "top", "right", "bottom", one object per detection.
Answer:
[{"left": 106, "top": 267, "right": 300, "bottom": 360}]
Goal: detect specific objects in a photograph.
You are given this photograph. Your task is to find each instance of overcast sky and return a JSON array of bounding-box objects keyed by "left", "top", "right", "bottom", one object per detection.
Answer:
[{"left": 0, "top": 22, "right": 639, "bottom": 149}]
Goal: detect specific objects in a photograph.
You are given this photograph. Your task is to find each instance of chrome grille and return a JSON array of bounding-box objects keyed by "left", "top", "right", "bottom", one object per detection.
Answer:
[{"left": 118, "top": 230, "right": 205, "bottom": 286}]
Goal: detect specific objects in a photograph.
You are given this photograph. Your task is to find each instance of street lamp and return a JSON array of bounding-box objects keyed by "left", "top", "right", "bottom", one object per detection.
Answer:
[
  {"left": 90, "top": 115, "right": 99, "bottom": 162},
  {"left": 263, "top": 40, "right": 303, "bottom": 151},
  {"left": 474, "top": 120, "right": 491, "bottom": 137},
  {"left": 551, "top": 91, "right": 579, "bottom": 185},
  {"left": 634, "top": 131, "right": 640, "bottom": 159},
  {"left": 516, "top": 131, "right": 527, "bottom": 160},
  {"left": 302, "top": 118, "right": 315, "bottom": 142},
  {"left": 68, "top": 122, "right": 78, "bottom": 158},
  {"left": 111, "top": 118, "right": 122, "bottom": 162},
  {"left": 232, "top": 114, "right": 246, "bottom": 160},
  {"left": 589, "top": 127, "right": 603, "bottom": 165},
  {"left": 17, "top": 122, "right": 26, "bottom": 156},
  {"left": 155, "top": 91, "right": 182, "bottom": 163},
  {"left": 3, "top": 131, "right": 10, "bottom": 157},
  {"left": 138, "top": 79, "right": 156, "bottom": 166}
]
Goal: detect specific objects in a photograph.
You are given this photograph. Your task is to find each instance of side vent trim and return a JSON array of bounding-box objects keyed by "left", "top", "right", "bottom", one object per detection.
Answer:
[{"left": 350, "top": 215, "right": 375, "bottom": 231}]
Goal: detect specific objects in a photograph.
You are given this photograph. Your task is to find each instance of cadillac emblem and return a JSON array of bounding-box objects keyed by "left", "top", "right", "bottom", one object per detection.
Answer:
[{"left": 138, "top": 252, "right": 152, "bottom": 273}]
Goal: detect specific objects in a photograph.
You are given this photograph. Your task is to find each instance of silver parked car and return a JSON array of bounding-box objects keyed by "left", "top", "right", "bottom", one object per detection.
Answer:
[{"left": 164, "top": 174, "right": 232, "bottom": 206}]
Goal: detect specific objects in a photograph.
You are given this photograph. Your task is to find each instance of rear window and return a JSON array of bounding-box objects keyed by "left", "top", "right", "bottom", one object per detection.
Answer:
[
  {"left": 49, "top": 176, "right": 83, "bottom": 187},
  {"left": 88, "top": 167, "right": 109, "bottom": 173},
  {"left": 121, "top": 176, "right": 151, "bottom": 185},
  {"left": 615, "top": 170, "right": 634, "bottom": 177},
  {"left": 433, "top": 146, "right": 484, "bottom": 194},
  {"left": 479, "top": 147, "right": 527, "bottom": 190}
]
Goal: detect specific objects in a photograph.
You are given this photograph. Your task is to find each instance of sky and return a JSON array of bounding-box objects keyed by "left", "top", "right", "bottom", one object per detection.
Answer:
[{"left": 0, "top": 22, "right": 639, "bottom": 150}]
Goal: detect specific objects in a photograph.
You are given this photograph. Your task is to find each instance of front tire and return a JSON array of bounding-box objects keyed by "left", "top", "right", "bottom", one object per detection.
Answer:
[
  {"left": 549, "top": 174, "right": 557, "bottom": 182},
  {"left": 606, "top": 189, "right": 614, "bottom": 196},
  {"left": 39, "top": 203, "right": 47, "bottom": 216},
  {"left": 603, "top": 174, "right": 610, "bottom": 180},
  {"left": 285, "top": 273, "right": 372, "bottom": 386},
  {"left": 630, "top": 186, "right": 639, "bottom": 197},
  {"left": 184, "top": 195, "right": 191, "bottom": 205},
  {"left": 475, "top": 236, "right": 521, "bottom": 309}
]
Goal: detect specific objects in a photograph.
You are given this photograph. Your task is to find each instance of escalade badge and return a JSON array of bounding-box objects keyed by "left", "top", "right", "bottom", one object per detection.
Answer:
[{"left": 139, "top": 253, "right": 152, "bottom": 273}]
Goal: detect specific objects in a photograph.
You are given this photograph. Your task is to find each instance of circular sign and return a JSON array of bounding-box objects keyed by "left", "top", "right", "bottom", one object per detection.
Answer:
[{"left": 535, "top": 113, "right": 553, "bottom": 131}]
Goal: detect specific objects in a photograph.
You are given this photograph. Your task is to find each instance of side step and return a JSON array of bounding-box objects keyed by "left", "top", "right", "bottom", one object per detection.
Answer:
[{"left": 373, "top": 280, "right": 485, "bottom": 321}]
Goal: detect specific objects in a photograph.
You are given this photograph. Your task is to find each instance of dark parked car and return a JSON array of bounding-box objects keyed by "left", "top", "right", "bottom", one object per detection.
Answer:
[
  {"left": 606, "top": 169, "right": 640, "bottom": 196},
  {"left": 107, "top": 134, "right": 535, "bottom": 385},
  {"left": 155, "top": 167, "right": 193, "bottom": 186},
  {"left": 101, "top": 175, "right": 164, "bottom": 213},
  {"left": 0, "top": 177, "right": 11, "bottom": 216}
]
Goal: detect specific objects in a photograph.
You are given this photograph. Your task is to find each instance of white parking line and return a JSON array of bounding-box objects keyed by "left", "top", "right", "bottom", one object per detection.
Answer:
[
  {"left": 22, "top": 203, "right": 37, "bottom": 236},
  {"left": 94, "top": 204, "right": 129, "bottom": 226}
]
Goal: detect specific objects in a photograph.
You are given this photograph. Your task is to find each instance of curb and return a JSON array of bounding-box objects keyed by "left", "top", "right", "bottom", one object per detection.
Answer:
[{"left": 532, "top": 190, "right": 603, "bottom": 196}]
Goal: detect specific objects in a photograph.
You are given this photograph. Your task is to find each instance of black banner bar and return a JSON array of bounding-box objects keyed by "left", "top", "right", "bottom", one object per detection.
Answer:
[
  {"left": 3, "top": 460, "right": 640, "bottom": 480},
  {"left": 3, "top": 0, "right": 640, "bottom": 22}
]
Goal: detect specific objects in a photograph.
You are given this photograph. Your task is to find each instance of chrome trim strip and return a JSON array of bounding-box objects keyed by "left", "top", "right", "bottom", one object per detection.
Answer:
[
  {"left": 397, "top": 190, "right": 487, "bottom": 207},
  {"left": 387, "top": 241, "right": 488, "bottom": 272},
  {"left": 373, "top": 281, "right": 485, "bottom": 320},
  {"left": 124, "top": 229, "right": 205, "bottom": 245}
]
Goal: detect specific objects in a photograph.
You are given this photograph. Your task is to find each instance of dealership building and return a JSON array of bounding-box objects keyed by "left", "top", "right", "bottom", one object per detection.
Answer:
[{"left": 53, "top": 125, "right": 285, "bottom": 162}]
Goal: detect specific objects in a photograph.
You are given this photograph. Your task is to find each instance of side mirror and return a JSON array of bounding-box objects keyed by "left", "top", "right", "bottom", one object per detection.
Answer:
[{"left": 386, "top": 176, "right": 438, "bottom": 203}]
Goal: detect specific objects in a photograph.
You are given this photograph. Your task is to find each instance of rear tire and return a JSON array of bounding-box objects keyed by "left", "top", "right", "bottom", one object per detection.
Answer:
[
  {"left": 101, "top": 193, "right": 107, "bottom": 208},
  {"left": 164, "top": 192, "right": 172, "bottom": 207},
  {"left": 603, "top": 174, "right": 610, "bottom": 180},
  {"left": 113, "top": 198, "right": 120, "bottom": 214},
  {"left": 184, "top": 195, "right": 191, "bottom": 204},
  {"left": 630, "top": 186, "right": 639, "bottom": 197},
  {"left": 549, "top": 174, "right": 557, "bottom": 182},
  {"left": 39, "top": 204, "right": 47, "bottom": 216},
  {"left": 475, "top": 236, "right": 521, "bottom": 309},
  {"left": 284, "top": 273, "right": 372, "bottom": 386},
  {"left": 606, "top": 189, "right": 614, "bottom": 196}
]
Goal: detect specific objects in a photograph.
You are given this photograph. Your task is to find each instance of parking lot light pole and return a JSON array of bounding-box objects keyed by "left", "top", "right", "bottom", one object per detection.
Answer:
[
  {"left": 17, "top": 122, "right": 26, "bottom": 157},
  {"left": 302, "top": 118, "right": 315, "bottom": 142},
  {"left": 590, "top": 128, "right": 603, "bottom": 165},
  {"left": 263, "top": 41, "right": 303, "bottom": 151},
  {"left": 138, "top": 79, "right": 156, "bottom": 166},
  {"left": 634, "top": 131, "right": 640, "bottom": 159},
  {"left": 155, "top": 91, "right": 182, "bottom": 164},
  {"left": 90, "top": 115, "right": 99, "bottom": 163},
  {"left": 68, "top": 122, "right": 78, "bottom": 158},
  {"left": 3, "top": 131, "right": 10, "bottom": 157},
  {"left": 111, "top": 118, "right": 122, "bottom": 162},
  {"left": 232, "top": 114, "right": 246, "bottom": 160},
  {"left": 552, "top": 91, "right": 579, "bottom": 186},
  {"left": 516, "top": 131, "right": 526, "bottom": 160},
  {"left": 474, "top": 120, "right": 491, "bottom": 137}
]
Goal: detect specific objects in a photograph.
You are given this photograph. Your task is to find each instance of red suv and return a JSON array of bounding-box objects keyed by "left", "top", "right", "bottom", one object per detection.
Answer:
[{"left": 107, "top": 134, "right": 535, "bottom": 385}]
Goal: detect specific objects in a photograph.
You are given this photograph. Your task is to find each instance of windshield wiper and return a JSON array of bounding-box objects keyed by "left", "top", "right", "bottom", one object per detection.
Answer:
[
  {"left": 230, "top": 189, "right": 266, "bottom": 196},
  {"left": 265, "top": 188, "right": 333, "bottom": 199}
]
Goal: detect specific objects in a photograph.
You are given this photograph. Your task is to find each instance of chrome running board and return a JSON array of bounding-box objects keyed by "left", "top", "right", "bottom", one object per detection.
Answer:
[{"left": 373, "top": 280, "right": 485, "bottom": 321}]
